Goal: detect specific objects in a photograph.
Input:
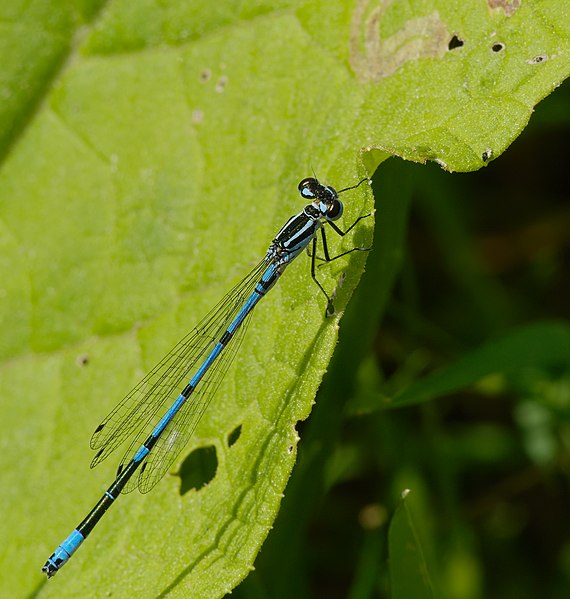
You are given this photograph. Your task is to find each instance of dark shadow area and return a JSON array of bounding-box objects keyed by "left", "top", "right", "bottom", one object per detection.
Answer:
[
  {"left": 178, "top": 445, "right": 218, "bottom": 496},
  {"left": 227, "top": 424, "right": 242, "bottom": 447}
]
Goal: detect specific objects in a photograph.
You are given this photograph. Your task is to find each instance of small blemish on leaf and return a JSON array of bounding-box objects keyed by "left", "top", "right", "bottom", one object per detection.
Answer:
[
  {"left": 287, "top": 445, "right": 294, "bottom": 454},
  {"left": 488, "top": 0, "right": 521, "bottom": 17},
  {"left": 526, "top": 55, "right": 548, "bottom": 65},
  {"left": 200, "top": 69, "right": 211, "bottom": 82},
  {"left": 448, "top": 35, "right": 464, "bottom": 50},
  {"left": 227, "top": 424, "right": 242, "bottom": 447},
  {"left": 192, "top": 110, "right": 204, "bottom": 124},
  {"left": 76, "top": 353, "right": 89, "bottom": 367},
  {"left": 215, "top": 75, "right": 228, "bottom": 93},
  {"left": 482, "top": 149, "right": 493, "bottom": 161},
  {"left": 491, "top": 42, "right": 505, "bottom": 52},
  {"left": 178, "top": 445, "right": 218, "bottom": 495}
]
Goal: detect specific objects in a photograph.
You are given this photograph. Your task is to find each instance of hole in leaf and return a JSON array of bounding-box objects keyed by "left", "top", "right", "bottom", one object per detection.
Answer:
[
  {"left": 492, "top": 42, "right": 505, "bottom": 52},
  {"left": 527, "top": 55, "right": 548, "bottom": 65},
  {"left": 178, "top": 445, "right": 217, "bottom": 495},
  {"left": 482, "top": 149, "right": 493, "bottom": 162},
  {"left": 448, "top": 35, "right": 464, "bottom": 50},
  {"left": 227, "top": 424, "right": 242, "bottom": 447}
]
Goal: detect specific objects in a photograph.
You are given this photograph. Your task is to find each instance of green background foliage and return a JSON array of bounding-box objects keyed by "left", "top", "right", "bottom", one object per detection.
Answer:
[{"left": 0, "top": 1, "right": 568, "bottom": 598}]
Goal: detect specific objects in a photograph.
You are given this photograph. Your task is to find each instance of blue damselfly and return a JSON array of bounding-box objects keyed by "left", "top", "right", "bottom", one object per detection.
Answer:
[{"left": 42, "top": 176, "right": 370, "bottom": 577}]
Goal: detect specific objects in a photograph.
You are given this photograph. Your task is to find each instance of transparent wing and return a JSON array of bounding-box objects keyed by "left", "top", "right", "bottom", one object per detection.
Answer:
[
  {"left": 123, "top": 309, "right": 253, "bottom": 494},
  {"left": 90, "top": 257, "right": 269, "bottom": 470}
]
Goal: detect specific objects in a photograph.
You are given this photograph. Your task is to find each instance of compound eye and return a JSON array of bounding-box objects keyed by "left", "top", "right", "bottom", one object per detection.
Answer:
[
  {"left": 298, "top": 177, "right": 318, "bottom": 200},
  {"left": 327, "top": 199, "right": 343, "bottom": 221}
]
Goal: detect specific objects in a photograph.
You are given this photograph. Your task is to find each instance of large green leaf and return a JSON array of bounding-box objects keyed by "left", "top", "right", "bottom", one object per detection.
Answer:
[{"left": 0, "top": 1, "right": 568, "bottom": 598}]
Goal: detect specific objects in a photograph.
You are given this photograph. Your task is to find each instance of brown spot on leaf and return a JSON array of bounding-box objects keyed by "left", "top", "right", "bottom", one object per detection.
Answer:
[
  {"left": 488, "top": 0, "right": 520, "bottom": 17},
  {"left": 350, "top": 0, "right": 450, "bottom": 82}
]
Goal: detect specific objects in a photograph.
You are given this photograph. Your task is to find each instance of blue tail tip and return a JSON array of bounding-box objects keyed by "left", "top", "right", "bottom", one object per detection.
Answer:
[{"left": 42, "top": 529, "right": 85, "bottom": 578}]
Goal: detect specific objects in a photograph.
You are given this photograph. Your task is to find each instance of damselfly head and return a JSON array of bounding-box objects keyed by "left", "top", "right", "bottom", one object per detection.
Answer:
[
  {"left": 298, "top": 177, "right": 342, "bottom": 221},
  {"left": 298, "top": 177, "right": 337, "bottom": 201}
]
